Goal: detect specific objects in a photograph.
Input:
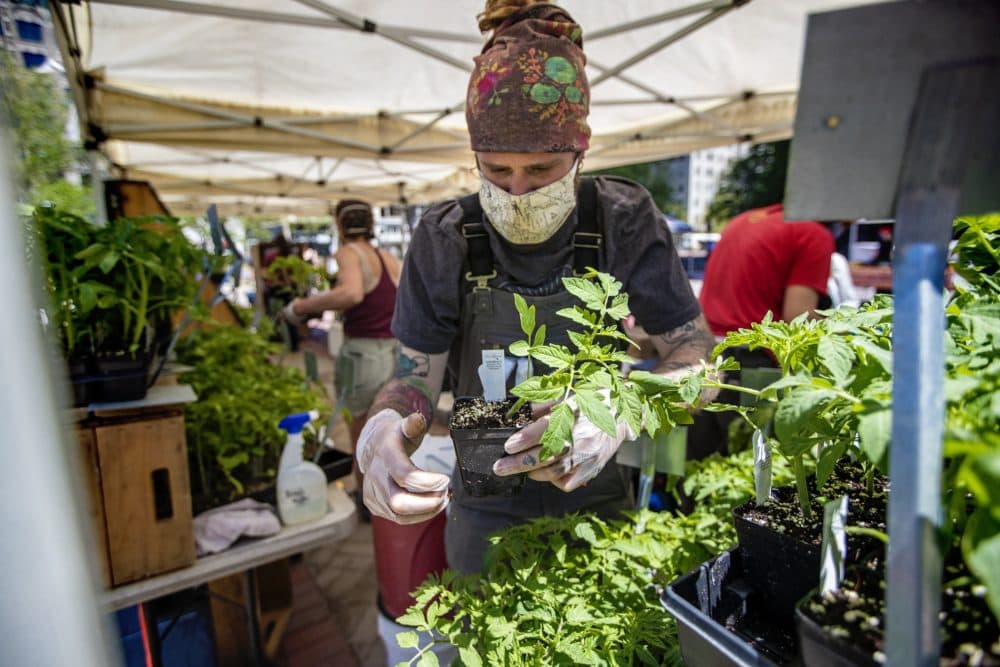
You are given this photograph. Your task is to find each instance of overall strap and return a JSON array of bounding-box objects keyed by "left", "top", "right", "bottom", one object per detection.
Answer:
[
  {"left": 573, "top": 176, "right": 602, "bottom": 275},
  {"left": 457, "top": 193, "right": 496, "bottom": 290},
  {"left": 457, "top": 176, "right": 603, "bottom": 287}
]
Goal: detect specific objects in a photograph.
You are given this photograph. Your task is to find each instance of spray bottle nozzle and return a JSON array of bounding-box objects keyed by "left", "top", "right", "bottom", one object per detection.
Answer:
[{"left": 278, "top": 410, "right": 319, "bottom": 434}]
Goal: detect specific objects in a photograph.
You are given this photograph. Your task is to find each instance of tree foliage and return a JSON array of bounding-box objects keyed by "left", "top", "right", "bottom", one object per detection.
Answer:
[
  {"left": 0, "top": 51, "right": 77, "bottom": 192},
  {"left": 591, "top": 161, "right": 686, "bottom": 219},
  {"left": 705, "top": 140, "right": 789, "bottom": 231}
]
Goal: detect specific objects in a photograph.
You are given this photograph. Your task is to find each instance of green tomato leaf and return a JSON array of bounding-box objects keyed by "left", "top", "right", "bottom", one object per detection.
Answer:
[
  {"left": 817, "top": 439, "right": 848, "bottom": 485},
  {"left": 458, "top": 646, "right": 484, "bottom": 667},
  {"left": 418, "top": 650, "right": 440, "bottom": 667},
  {"left": 396, "top": 631, "right": 419, "bottom": 649},
  {"left": 513, "top": 293, "right": 535, "bottom": 338},
  {"left": 858, "top": 408, "right": 891, "bottom": 469},
  {"left": 963, "top": 510, "right": 1000, "bottom": 622},
  {"left": 510, "top": 376, "right": 565, "bottom": 403},
  {"left": 532, "top": 323, "right": 546, "bottom": 347},
  {"left": 562, "top": 276, "right": 606, "bottom": 310},
  {"left": 818, "top": 336, "right": 855, "bottom": 383},
  {"left": 540, "top": 402, "right": 574, "bottom": 460},
  {"left": 774, "top": 387, "right": 836, "bottom": 450},
  {"left": 573, "top": 520, "right": 598, "bottom": 546},
  {"left": 575, "top": 388, "right": 616, "bottom": 438},
  {"left": 529, "top": 345, "right": 573, "bottom": 372},
  {"left": 508, "top": 340, "right": 529, "bottom": 357},
  {"left": 556, "top": 306, "right": 594, "bottom": 328}
]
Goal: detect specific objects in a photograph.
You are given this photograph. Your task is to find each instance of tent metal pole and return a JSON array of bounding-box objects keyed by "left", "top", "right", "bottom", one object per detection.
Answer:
[
  {"left": 385, "top": 103, "right": 463, "bottom": 153},
  {"left": 105, "top": 120, "right": 248, "bottom": 135},
  {"left": 322, "top": 158, "right": 345, "bottom": 182},
  {"left": 89, "top": 0, "right": 481, "bottom": 43},
  {"left": 89, "top": 0, "right": 352, "bottom": 31},
  {"left": 587, "top": 58, "right": 737, "bottom": 134},
  {"left": 590, "top": 7, "right": 738, "bottom": 87},
  {"left": 291, "top": 0, "right": 471, "bottom": 72},
  {"left": 95, "top": 82, "right": 384, "bottom": 154},
  {"left": 587, "top": 0, "right": 736, "bottom": 41}
]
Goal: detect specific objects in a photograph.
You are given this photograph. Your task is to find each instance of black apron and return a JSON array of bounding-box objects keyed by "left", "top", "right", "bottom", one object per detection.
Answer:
[{"left": 444, "top": 180, "right": 631, "bottom": 574}]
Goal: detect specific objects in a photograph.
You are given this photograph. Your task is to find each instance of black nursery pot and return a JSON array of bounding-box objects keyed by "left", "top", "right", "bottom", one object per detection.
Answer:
[
  {"left": 94, "top": 351, "right": 152, "bottom": 403},
  {"left": 449, "top": 397, "right": 531, "bottom": 498},
  {"left": 733, "top": 491, "right": 822, "bottom": 623},
  {"left": 795, "top": 601, "right": 879, "bottom": 667},
  {"left": 66, "top": 355, "right": 96, "bottom": 407}
]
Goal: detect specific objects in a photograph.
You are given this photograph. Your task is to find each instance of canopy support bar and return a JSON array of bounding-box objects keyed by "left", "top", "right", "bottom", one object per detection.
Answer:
[
  {"left": 591, "top": 6, "right": 738, "bottom": 87},
  {"left": 588, "top": 0, "right": 737, "bottom": 41},
  {"left": 291, "top": 0, "right": 471, "bottom": 73}
]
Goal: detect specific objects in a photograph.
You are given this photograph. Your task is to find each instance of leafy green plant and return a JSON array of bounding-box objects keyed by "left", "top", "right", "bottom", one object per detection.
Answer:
[
  {"left": 396, "top": 509, "right": 733, "bottom": 667},
  {"left": 32, "top": 207, "right": 205, "bottom": 357},
  {"left": 175, "top": 325, "right": 330, "bottom": 505},
  {"left": 942, "top": 212, "right": 1000, "bottom": 623},
  {"left": 703, "top": 300, "right": 894, "bottom": 520},
  {"left": 507, "top": 269, "right": 709, "bottom": 462},
  {"left": 263, "top": 255, "right": 328, "bottom": 299}
]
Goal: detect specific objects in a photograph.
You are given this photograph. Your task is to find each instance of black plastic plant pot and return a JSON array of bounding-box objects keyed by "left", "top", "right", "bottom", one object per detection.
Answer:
[
  {"left": 733, "top": 496, "right": 821, "bottom": 623},
  {"left": 794, "top": 601, "right": 878, "bottom": 667},
  {"left": 66, "top": 356, "right": 96, "bottom": 407},
  {"left": 449, "top": 397, "right": 531, "bottom": 498},
  {"left": 94, "top": 351, "right": 152, "bottom": 403},
  {"left": 661, "top": 548, "right": 799, "bottom": 667}
]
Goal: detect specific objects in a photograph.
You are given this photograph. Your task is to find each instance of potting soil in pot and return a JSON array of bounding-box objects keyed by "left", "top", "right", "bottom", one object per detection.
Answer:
[
  {"left": 733, "top": 462, "right": 889, "bottom": 622},
  {"left": 450, "top": 397, "right": 532, "bottom": 497},
  {"left": 796, "top": 550, "right": 1000, "bottom": 666}
]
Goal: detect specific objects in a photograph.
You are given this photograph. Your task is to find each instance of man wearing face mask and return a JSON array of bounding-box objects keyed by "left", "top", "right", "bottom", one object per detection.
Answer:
[{"left": 354, "top": 0, "right": 715, "bottom": 574}]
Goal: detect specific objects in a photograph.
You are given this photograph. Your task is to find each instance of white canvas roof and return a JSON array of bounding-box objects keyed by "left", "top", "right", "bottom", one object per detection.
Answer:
[{"left": 51, "top": 0, "right": 881, "bottom": 215}]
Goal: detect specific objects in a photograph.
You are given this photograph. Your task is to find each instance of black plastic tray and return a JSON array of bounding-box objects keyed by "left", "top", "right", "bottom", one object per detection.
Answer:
[{"left": 661, "top": 548, "right": 800, "bottom": 667}]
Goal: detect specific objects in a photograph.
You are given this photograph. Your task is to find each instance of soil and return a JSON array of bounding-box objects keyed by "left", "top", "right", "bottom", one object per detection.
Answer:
[
  {"left": 449, "top": 396, "right": 532, "bottom": 430},
  {"left": 799, "top": 551, "right": 1000, "bottom": 666},
  {"left": 734, "top": 460, "right": 889, "bottom": 548}
]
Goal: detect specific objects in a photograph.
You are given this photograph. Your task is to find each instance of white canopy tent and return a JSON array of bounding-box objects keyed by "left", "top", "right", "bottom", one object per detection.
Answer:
[{"left": 51, "top": 0, "right": 880, "bottom": 215}]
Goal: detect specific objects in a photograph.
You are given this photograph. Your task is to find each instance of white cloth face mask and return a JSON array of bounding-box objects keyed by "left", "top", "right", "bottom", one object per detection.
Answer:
[{"left": 478, "top": 160, "right": 579, "bottom": 245}]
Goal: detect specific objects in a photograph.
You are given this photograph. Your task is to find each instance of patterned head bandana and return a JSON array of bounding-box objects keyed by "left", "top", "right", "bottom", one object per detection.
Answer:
[{"left": 466, "top": 3, "right": 591, "bottom": 153}]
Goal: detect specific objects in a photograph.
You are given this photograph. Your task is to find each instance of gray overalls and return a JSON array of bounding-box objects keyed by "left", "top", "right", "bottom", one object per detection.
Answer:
[{"left": 444, "top": 179, "right": 631, "bottom": 574}]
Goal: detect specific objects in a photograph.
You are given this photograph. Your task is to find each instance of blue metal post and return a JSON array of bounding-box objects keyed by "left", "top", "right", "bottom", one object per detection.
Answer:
[{"left": 886, "top": 241, "right": 948, "bottom": 666}]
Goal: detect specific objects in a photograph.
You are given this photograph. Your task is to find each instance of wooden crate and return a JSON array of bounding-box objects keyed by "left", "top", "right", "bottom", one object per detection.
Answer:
[{"left": 78, "top": 407, "right": 196, "bottom": 587}]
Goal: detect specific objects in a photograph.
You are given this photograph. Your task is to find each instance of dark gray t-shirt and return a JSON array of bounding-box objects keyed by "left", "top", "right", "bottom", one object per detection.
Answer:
[{"left": 391, "top": 175, "right": 701, "bottom": 354}]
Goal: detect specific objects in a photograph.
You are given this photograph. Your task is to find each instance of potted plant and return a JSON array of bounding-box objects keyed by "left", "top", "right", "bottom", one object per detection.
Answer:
[
  {"left": 793, "top": 212, "right": 1000, "bottom": 666},
  {"left": 450, "top": 269, "right": 708, "bottom": 497},
  {"left": 33, "top": 206, "right": 205, "bottom": 403}
]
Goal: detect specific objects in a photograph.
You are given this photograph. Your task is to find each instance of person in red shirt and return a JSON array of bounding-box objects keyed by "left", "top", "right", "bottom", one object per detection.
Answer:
[{"left": 699, "top": 203, "right": 835, "bottom": 338}]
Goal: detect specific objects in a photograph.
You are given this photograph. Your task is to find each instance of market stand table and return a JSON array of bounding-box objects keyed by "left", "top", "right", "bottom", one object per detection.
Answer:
[{"left": 100, "top": 484, "right": 357, "bottom": 666}]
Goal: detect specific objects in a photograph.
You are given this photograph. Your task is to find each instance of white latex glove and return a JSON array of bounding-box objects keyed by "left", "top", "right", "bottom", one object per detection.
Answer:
[
  {"left": 281, "top": 299, "right": 306, "bottom": 325},
  {"left": 493, "top": 397, "right": 636, "bottom": 492},
  {"left": 355, "top": 408, "right": 450, "bottom": 524}
]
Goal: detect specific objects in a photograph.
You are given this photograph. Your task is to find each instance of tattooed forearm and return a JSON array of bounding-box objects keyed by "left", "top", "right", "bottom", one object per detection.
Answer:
[
  {"left": 656, "top": 314, "right": 715, "bottom": 360},
  {"left": 370, "top": 378, "right": 434, "bottom": 430},
  {"left": 396, "top": 350, "right": 430, "bottom": 378}
]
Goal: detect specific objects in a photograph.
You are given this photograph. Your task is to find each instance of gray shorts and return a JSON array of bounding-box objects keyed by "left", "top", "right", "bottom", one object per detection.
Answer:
[{"left": 334, "top": 337, "right": 398, "bottom": 417}]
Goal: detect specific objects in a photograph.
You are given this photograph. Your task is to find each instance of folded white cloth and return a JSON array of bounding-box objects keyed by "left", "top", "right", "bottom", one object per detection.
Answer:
[{"left": 193, "top": 498, "right": 282, "bottom": 556}]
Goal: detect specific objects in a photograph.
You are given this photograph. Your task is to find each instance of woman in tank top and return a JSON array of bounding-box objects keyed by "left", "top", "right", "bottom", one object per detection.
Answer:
[{"left": 284, "top": 200, "right": 402, "bottom": 502}]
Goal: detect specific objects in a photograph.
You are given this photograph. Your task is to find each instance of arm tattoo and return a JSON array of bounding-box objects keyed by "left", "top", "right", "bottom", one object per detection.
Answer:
[
  {"left": 657, "top": 315, "right": 715, "bottom": 358},
  {"left": 370, "top": 378, "right": 434, "bottom": 429},
  {"left": 653, "top": 315, "right": 715, "bottom": 378},
  {"left": 396, "top": 350, "right": 430, "bottom": 378}
]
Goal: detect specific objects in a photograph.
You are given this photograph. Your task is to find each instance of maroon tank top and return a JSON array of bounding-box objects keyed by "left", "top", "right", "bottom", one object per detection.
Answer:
[{"left": 344, "top": 248, "right": 396, "bottom": 338}]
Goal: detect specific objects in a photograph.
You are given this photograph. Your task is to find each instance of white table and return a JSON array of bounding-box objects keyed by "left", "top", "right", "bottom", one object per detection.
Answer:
[{"left": 101, "top": 485, "right": 357, "bottom": 665}]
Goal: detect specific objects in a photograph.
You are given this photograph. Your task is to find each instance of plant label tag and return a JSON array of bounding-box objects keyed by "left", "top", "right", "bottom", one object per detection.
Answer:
[
  {"left": 479, "top": 349, "right": 506, "bottom": 402},
  {"left": 753, "top": 429, "right": 772, "bottom": 506},
  {"left": 820, "top": 494, "right": 848, "bottom": 594}
]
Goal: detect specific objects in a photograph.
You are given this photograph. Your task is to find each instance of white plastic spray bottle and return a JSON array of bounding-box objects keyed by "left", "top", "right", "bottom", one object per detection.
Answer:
[{"left": 276, "top": 411, "right": 328, "bottom": 525}]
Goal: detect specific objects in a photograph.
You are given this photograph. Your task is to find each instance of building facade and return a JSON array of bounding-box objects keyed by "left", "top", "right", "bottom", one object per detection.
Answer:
[
  {"left": 662, "top": 143, "right": 750, "bottom": 229},
  {"left": 0, "top": 1, "right": 54, "bottom": 70}
]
